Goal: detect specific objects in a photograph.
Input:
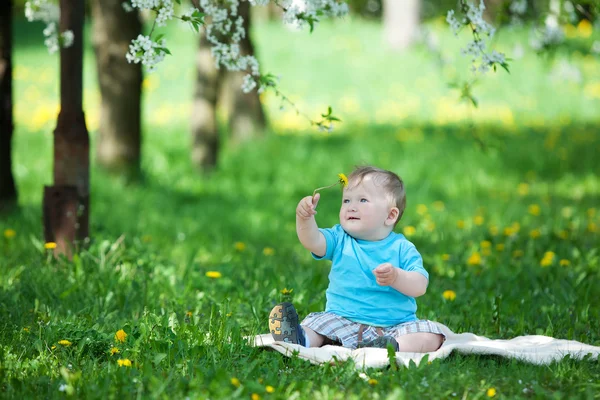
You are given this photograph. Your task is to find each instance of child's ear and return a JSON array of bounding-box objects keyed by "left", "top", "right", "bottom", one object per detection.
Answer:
[{"left": 386, "top": 207, "right": 399, "bottom": 226}]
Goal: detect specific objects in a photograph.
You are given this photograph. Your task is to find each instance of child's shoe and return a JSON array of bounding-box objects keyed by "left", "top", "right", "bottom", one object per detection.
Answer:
[
  {"left": 357, "top": 335, "right": 399, "bottom": 351},
  {"left": 269, "top": 302, "right": 306, "bottom": 346}
]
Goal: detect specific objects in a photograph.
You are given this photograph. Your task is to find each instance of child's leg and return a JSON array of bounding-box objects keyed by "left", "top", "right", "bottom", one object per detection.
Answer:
[
  {"left": 395, "top": 332, "right": 443, "bottom": 352},
  {"left": 302, "top": 326, "right": 327, "bottom": 348}
]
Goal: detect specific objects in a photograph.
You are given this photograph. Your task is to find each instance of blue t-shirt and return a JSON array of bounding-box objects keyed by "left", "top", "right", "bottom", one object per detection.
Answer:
[{"left": 312, "top": 224, "right": 428, "bottom": 327}]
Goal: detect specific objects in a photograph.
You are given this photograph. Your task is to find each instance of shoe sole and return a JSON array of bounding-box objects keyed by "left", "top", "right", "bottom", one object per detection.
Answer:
[{"left": 269, "top": 302, "right": 300, "bottom": 344}]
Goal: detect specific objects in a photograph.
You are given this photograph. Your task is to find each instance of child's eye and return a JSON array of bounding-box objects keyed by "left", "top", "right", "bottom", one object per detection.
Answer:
[
  {"left": 360, "top": 198, "right": 368, "bottom": 203},
  {"left": 343, "top": 199, "right": 350, "bottom": 204}
]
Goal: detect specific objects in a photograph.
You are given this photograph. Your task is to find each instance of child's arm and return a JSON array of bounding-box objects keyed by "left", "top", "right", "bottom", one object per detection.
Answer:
[
  {"left": 296, "top": 193, "right": 327, "bottom": 257},
  {"left": 373, "top": 263, "right": 428, "bottom": 297}
]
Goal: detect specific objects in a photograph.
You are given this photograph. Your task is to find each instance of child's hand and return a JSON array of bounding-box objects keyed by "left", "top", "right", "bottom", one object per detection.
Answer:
[
  {"left": 373, "top": 263, "right": 398, "bottom": 286},
  {"left": 296, "top": 193, "right": 320, "bottom": 220}
]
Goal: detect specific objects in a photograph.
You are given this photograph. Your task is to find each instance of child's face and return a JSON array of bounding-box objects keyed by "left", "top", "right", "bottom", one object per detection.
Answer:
[{"left": 339, "top": 175, "right": 398, "bottom": 241}]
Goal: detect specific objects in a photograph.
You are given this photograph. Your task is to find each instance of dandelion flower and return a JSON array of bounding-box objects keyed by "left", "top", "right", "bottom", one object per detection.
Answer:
[
  {"left": 443, "top": 290, "right": 457, "bottom": 301},
  {"left": 480, "top": 240, "right": 491, "bottom": 249},
  {"left": 441, "top": 254, "right": 450, "bottom": 261},
  {"left": 559, "top": 259, "right": 570, "bottom": 267},
  {"left": 110, "top": 347, "right": 120, "bottom": 355},
  {"left": 251, "top": 394, "right": 260, "bottom": 400},
  {"left": 3, "top": 229, "right": 16, "bottom": 239},
  {"left": 266, "top": 385, "right": 275, "bottom": 393},
  {"left": 416, "top": 204, "right": 428, "bottom": 216},
  {"left": 205, "top": 271, "right": 222, "bottom": 278},
  {"left": 338, "top": 173, "right": 348, "bottom": 187},
  {"left": 456, "top": 220, "right": 465, "bottom": 229},
  {"left": 403, "top": 226, "right": 416, "bottom": 236},
  {"left": 58, "top": 340, "right": 72, "bottom": 346},
  {"left": 473, "top": 215, "right": 484, "bottom": 225},
  {"left": 115, "top": 329, "right": 127, "bottom": 343},
  {"left": 517, "top": 183, "right": 529, "bottom": 196},
  {"left": 263, "top": 247, "right": 275, "bottom": 256},
  {"left": 528, "top": 204, "right": 541, "bottom": 216},
  {"left": 280, "top": 288, "right": 293, "bottom": 295},
  {"left": 489, "top": 225, "right": 499, "bottom": 236},
  {"left": 117, "top": 358, "right": 132, "bottom": 367},
  {"left": 44, "top": 242, "right": 57, "bottom": 249},
  {"left": 368, "top": 379, "right": 378, "bottom": 386},
  {"left": 230, "top": 377, "right": 241, "bottom": 388},
  {"left": 495, "top": 244, "right": 505, "bottom": 252},
  {"left": 529, "top": 229, "right": 541, "bottom": 239},
  {"left": 540, "top": 251, "right": 555, "bottom": 267},
  {"left": 467, "top": 252, "right": 482, "bottom": 266},
  {"left": 234, "top": 242, "right": 246, "bottom": 251},
  {"left": 588, "top": 222, "right": 598, "bottom": 233},
  {"left": 487, "top": 387, "right": 497, "bottom": 397}
]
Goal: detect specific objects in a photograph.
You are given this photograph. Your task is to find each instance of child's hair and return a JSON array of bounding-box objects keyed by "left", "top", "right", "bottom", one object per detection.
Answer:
[{"left": 347, "top": 165, "right": 406, "bottom": 226}]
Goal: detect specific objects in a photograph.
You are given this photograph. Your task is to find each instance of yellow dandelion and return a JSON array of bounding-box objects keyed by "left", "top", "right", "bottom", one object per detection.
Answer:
[
  {"left": 44, "top": 242, "right": 57, "bottom": 249},
  {"left": 473, "top": 215, "right": 484, "bottom": 226},
  {"left": 206, "top": 271, "right": 222, "bottom": 278},
  {"left": 587, "top": 208, "right": 596, "bottom": 218},
  {"left": 480, "top": 240, "right": 491, "bottom": 249},
  {"left": 442, "top": 290, "right": 457, "bottom": 301},
  {"left": 456, "top": 220, "right": 465, "bottom": 229},
  {"left": 441, "top": 254, "right": 450, "bottom": 261},
  {"left": 577, "top": 19, "right": 593, "bottom": 38},
  {"left": 528, "top": 204, "right": 541, "bottom": 216},
  {"left": 529, "top": 229, "right": 541, "bottom": 239},
  {"left": 230, "top": 377, "right": 241, "bottom": 388},
  {"left": 266, "top": 385, "right": 275, "bottom": 393},
  {"left": 263, "top": 247, "right": 275, "bottom": 256},
  {"left": 503, "top": 226, "right": 515, "bottom": 236},
  {"left": 495, "top": 243, "right": 505, "bottom": 252},
  {"left": 402, "top": 226, "right": 416, "bottom": 236},
  {"left": 489, "top": 225, "right": 499, "bottom": 236},
  {"left": 540, "top": 251, "right": 555, "bottom": 267},
  {"left": 338, "top": 173, "right": 348, "bottom": 187},
  {"left": 482, "top": 248, "right": 492, "bottom": 257},
  {"left": 234, "top": 242, "right": 246, "bottom": 251},
  {"left": 588, "top": 222, "right": 598, "bottom": 233},
  {"left": 3, "top": 229, "right": 16, "bottom": 239},
  {"left": 58, "top": 340, "right": 72, "bottom": 346},
  {"left": 416, "top": 204, "right": 428, "bottom": 216},
  {"left": 512, "top": 249, "right": 524, "bottom": 258},
  {"left": 467, "top": 252, "right": 482, "bottom": 266},
  {"left": 110, "top": 347, "right": 120, "bottom": 355},
  {"left": 280, "top": 288, "right": 293, "bottom": 295},
  {"left": 226, "top": 312, "right": 232, "bottom": 317},
  {"left": 517, "top": 183, "right": 529, "bottom": 196},
  {"left": 487, "top": 387, "right": 497, "bottom": 397},
  {"left": 23, "top": 327, "right": 30, "bottom": 332},
  {"left": 51, "top": 345, "right": 56, "bottom": 350},
  {"left": 251, "top": 394, "right": 260, "bottom": 400},
  {"left": 557, "top": 230, "right": 569, "bottom": 239},
  {"left": 432, "top": 201, "right": 445, "bottom": 211},
  {"left": 115, "top": 329, "right": 127, "bottom": 343},
  {"left": 368, "top": 379, "right": 378, "bottom": 386},
  {"left": 117, "top": 358, "right": 132, "bottom": 367},
  {"left": 559, "top": 259, "right": 570, "bottom": 267},
  {"left": 186, "top": 311, "right": 193, "bottom": 317}
]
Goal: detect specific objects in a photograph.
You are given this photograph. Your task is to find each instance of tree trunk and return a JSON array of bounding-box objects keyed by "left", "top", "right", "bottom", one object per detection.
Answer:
[
  {"left": 43, "top": 0, "right": 89, "bottom": 257},
  {"left": 226, "top": 0, "right": 267, "bottom": 144},
  {"left": 191, "top": 33, "right": 222, "bottom": 171},
  {"left": 0, "top": 0, "right": 17, "bottom": 212},
  {"left": 383, "top": 0, "right": 420, "bottom": 51},
  {"left": 91, "top": 0, "right": 143, "bottom": 181}
]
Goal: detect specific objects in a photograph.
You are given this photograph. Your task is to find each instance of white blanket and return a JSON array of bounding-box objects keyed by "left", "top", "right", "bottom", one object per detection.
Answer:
[{"left": 253, "top": 322, "right": 600, "bottom": 369}]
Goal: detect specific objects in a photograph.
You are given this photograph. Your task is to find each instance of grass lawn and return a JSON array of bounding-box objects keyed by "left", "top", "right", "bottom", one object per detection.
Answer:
[{"left": 2, "top": 14, "right": 599, "bottom": 399}]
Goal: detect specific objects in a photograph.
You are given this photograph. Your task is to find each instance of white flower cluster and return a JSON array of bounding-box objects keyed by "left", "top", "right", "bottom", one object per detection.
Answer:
[
  {"left": 447, "top": 0, "right": 506, "bottom": 74},
  {"left": 529, "top": 22, "right": 565, "bottom": 51},
  {"left": 24, "top": 0, "right": 73, "bottom": 54},
  {"left": 509, "top": 0, "right": 527, "bottom": 25},
  {"left": 130, "top": 0, "right": 175, "bottom": 27},
  {"left": 125, "top": 34, "right": 167, "bottom": 72},
  {"left": 280, "top": 0, "right": 349, "bottom": 29}
]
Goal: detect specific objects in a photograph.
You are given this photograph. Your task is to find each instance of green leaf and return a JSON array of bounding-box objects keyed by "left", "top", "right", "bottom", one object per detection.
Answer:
[{"left": 153, "top": 353, "right": 168, "bottom": 365}]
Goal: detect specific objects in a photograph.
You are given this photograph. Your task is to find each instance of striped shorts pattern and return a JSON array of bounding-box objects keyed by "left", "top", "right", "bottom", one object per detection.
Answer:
[{"left": 301, "top": 311, "right": 445, "bottom": 349}]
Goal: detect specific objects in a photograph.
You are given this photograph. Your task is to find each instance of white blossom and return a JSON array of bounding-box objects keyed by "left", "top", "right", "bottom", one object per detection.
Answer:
[
  {"left": 24, "top": 0, "right": 73, "bottom": 54},
  {"left": 125, "top": 34, "right": 167, "bottom": 73}
]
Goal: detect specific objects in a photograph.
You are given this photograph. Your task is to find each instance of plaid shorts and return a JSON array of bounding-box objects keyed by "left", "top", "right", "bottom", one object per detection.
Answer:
[{"left": 301, "top": 311, "right": 445, "bottom": 350}]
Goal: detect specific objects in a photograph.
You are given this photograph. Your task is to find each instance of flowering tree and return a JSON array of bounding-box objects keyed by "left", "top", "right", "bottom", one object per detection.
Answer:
[
  {"left": 0, "top": 0, "right": 17, "bottom": 212},
  {"left": 41, "top": 0, "right": 89, "bottom": 257},
  {"left": 91, "top": 0, "right": 144, "bottom": 181}
]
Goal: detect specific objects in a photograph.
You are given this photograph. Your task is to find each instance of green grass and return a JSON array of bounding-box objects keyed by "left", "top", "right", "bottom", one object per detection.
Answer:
[{"left": 2, "top": 15, "right": 600, "bottom": 399}]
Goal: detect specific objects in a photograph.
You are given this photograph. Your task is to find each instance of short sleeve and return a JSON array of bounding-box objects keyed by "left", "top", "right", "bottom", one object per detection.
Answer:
[
  {"left": 311, "top": 225, "right": 341, "bottom": 261},
  {"left": 400, "top": 242, "right": 429, "bottom": 280}
]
